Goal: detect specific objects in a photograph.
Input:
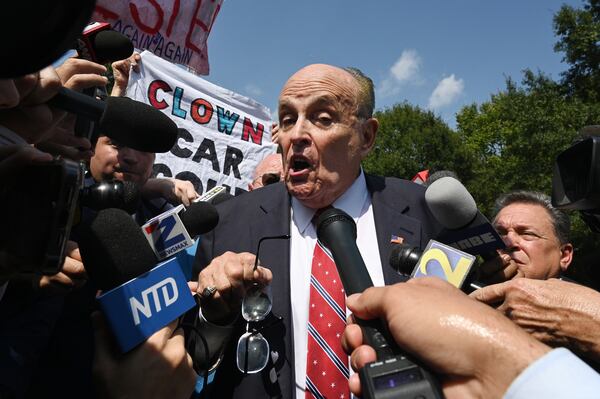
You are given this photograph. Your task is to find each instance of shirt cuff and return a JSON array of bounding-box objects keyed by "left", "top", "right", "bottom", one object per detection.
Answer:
[
  {"left": 504, "top": 348, "right": 600, "bottom": 399},
  {"left": 194, "top": 306, "right": 239, "bottom": 372}
]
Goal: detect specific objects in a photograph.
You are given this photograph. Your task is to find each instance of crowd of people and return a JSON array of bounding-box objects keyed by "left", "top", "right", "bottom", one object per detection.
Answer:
[{"left": 3, "top": 3, "right": 600, "bottom": 399}]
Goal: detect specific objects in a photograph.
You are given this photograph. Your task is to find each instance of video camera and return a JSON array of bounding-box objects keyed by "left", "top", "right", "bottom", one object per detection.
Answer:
[
  {"left": 552, "top": 128, "right": 600, "bottom": 232},
  {"left": 0, "top": 158, "right": 82, "bottom": 275},
  {"left": 0, "top": 156, "right": 143, "bottom": 276}
]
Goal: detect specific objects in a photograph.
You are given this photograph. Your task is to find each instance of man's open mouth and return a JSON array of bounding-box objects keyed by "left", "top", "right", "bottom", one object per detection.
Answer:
[{"left": 289, "top": 155, "right": 312, "bottom": 177}]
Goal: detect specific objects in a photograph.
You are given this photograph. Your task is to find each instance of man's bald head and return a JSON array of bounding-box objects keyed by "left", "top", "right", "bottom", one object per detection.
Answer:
[
  {"left": 280, "top": 64, "right": 374, "bottom": 120},
  {"left": 276, "top": 63, "right": 379, "bottom": 209},
  {"left": 249, "top": 153, "right": 283, "bottom": 191}
]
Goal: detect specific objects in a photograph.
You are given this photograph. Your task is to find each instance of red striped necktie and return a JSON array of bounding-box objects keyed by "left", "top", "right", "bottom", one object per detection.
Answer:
[{"left": 305, "top": 239, "right": 350, "bottom": 399}]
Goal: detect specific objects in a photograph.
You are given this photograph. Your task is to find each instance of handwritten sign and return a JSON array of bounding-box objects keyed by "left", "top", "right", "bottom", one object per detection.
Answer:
[{"left": 93, "top": 0, "right": 223, "bottom": 74}]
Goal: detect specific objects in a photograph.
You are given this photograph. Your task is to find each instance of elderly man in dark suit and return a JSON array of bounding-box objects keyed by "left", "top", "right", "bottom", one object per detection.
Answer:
[{"left": 193, "top": 64, "right": 442, "bottom": 398}]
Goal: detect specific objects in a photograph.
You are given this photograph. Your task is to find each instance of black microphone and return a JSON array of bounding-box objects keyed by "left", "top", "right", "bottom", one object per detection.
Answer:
[
  {"left": 1, "top": 1, "right": 96, "bottom": 78},
  {"left": 77, "top": 22, "right": 134, "bottom": 64},
  {"left": 78, "top": 208, "right": 197, "bottom": 352},
  {"left": 79, "top": 208, "right": 156, "bottom": 290},
  {"left": 316, "top": 208, "right": 443, "bottom": 399},
  {"left": 48, "top": 87, "right": 178, "bottom": 153},
  {"left": 425, "top": 177, "right": 505, "bottom": 260},
  {"left": 79, "top": 180, "right": 141, "bottom": 214},
  {"left": 179, "top": 201, "right": 220, "bottom": 238},
  {"left": 388, "top": 243, "right": 484, "bottom": 293},
  {"left": 88, "top": 30, "right": 134, "bottom": 64},
  {"left": 316, "top": 208, "right": 374, "bottom": 295},
  {"left": 141, "top": 201, "right": 219, "bottom": 261},
  {"left": 74, "top": 27, "right": 135, "bottom": 139}
]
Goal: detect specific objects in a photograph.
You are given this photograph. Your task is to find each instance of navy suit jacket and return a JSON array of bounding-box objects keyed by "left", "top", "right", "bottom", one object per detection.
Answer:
[{"left": 194, "top": 175, "right": 442, "bottom": 398}]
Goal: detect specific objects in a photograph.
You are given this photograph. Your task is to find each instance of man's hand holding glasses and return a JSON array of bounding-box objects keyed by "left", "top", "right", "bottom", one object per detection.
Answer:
[{"left": 196, "top": 251, "right": 273, "bottom": 325}]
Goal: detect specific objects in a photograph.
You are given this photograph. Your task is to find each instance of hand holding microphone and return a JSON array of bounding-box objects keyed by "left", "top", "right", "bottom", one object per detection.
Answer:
[
  {"left": 142, "top": 177, "right": 200, "bottom": 207},
  {"left": 342, "top": 278, "right": 551, "bottom": 399},
  {"left": 78, "top": 208, "right": 198, "bottom": 352},
  {"left": 92, "top": 312, "right": 196, "bottom": 399}
]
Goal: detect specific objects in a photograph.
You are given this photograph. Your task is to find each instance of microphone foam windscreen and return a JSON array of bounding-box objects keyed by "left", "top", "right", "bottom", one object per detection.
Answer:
[
  {"left": 100, "top": 97, "right": 178, "bottom": 153},
  {"left": 425, "top": 176, "right": 478, "bottom": 229},
  {"left": 78, "top": 208, "right": 157, "bottom": 291},
  {"left": 179, "top": 201, "right": 219, "bottom": 237},
  {"left": 92, "top": 30, "right": 134, "bottom": 63},
  {"left": 121, "top": 181, "right": 142, "bottom": 214},
  {"left": 209, "top": 191, "right": 234, "bottom": 205},
  {"left": 1, "top": 1, "right": 96, "bottom": 78}
]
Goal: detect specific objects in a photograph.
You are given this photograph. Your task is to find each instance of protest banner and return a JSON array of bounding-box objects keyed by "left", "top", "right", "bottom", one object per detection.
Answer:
[
  {"left": 127, "top": 51, "right": 277, "bottom": 196},
  {"left": 93, "top": 0, "right": 222, "bottom": 74}
]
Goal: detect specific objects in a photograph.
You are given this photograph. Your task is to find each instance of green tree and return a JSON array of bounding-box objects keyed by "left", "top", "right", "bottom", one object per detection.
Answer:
[
  {"left": 554, "top": 0, "right": 600, "bottom": 101},
  {"left": 456, "top": 71, "right": 600, "bottom": 214},
  {"left": 363, "top": 102, "right": 472, "bottom": 181}
]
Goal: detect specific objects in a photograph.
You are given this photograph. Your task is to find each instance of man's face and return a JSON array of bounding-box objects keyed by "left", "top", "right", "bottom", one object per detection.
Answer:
[
  {"left": 90, "top": 136, "right": 155, "bottom": 185},
  {"left": 249, "top": 154, "right": 283, "bottom": 190},
  {"left": 494, "top": 202, "right": 572, "bottom": 280},
  {"left": 277, "top": 64, "right": 376, "bottom": 209}
]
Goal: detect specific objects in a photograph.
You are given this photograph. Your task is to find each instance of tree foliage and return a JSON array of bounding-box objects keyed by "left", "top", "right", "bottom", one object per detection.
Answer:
[
  {"left": 554, "top": 0, "right": 600, "bottom": 101},
  {"left": 363, "top": 103, "right": 472, "bottom": 181},
  {"left": 457, "top": 71, "right": 600, "bottom": 216}
]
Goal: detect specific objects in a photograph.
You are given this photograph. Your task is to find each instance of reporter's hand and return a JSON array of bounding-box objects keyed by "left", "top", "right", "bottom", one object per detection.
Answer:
[
  {"left": 342, "top": 277, "right": 550, "bottom": 399},
  {"left": 34, "top": 241, "right": 87, "bottom": 295},
  {"left": 0, "top": 67, "right": 64, "bottom": 143},
  {"left": 92, "top": 312, "right": 196, "bottom": 399},
  {"left": 111, "top": 53, "right": 141, "bottom": 97},
  {"left": 142, "top": 177, "right": 199, "bottom": 206},
  {"left": 196, "top": 252, "right": 272, "bottom": 324},
  {"left": 477, "top": 252, "right": 518, "bottom": 284},
  {"left": 55, "top": 56, "right": 108, "bottom": 92},
  {"left": 471, "top": 278, "right": 600, "bottom": 362},
  {"left": 0, "top": 145, "right": 52, "bottom": 179},
  {"left": 35, "top": 114, "right": 93, "bottom": 161}
]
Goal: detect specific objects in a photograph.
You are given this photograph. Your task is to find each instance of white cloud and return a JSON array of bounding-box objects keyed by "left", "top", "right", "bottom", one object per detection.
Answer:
[
  {"left": 390, "top": 49, "right": 421, "bottom": 82},
  {"left": 428, "top": 75, "right": 464, "bottom": 109},
  {"left": 377, "top": 77, "right": 401, "bottom": 98},
  {"left": 244, "top": 83, "right": 263, "bottom": 98},
  {"left": 377, "top": 49, "right": 423, "bottom": 99}
]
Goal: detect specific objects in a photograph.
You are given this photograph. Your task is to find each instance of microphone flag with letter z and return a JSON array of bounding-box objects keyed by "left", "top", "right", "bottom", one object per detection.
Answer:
[
  {"left": 97, "top": 256, "right": 196, "bottom": 352},
  {"left": 142, "top": 204, "right": 195, "bottom": 260},
  {"left": 411, "top": 240, "right": 477, "bottom": 288}
]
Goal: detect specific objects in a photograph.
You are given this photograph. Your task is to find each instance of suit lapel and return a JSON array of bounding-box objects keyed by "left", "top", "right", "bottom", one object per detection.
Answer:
[
  {"left": 249, "top": 183, "right": 292, "bottom": 319},
  {"left": 247, "top": 183, "right": 295, "bottom": 398},
  {"left": 367, "top": 175, "right": 421, "bottom": 285}
]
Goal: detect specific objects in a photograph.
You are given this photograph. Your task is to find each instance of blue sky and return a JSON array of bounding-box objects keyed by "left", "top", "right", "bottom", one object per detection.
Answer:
[{"left": 204, "top": 0, "right": 583, "bottom": 128}]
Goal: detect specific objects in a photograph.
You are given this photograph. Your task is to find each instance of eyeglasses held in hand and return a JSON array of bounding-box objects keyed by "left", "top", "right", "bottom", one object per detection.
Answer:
[{"left": 236, "top": 234, "right": 289, "bottom": 374}]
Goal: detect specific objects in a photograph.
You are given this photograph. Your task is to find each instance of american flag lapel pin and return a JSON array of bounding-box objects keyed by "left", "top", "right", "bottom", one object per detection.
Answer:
[{"left": 390, "top": 235, "right": 404, "bottom": 244}]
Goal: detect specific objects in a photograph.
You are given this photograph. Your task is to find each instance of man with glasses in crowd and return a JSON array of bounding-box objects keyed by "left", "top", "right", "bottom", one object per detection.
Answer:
[
  {"left": 192, "top": 64, "right": 443, "bottom": 398},
  {"left": 248, "top": 153, "right": 284, "bottom": 191}
]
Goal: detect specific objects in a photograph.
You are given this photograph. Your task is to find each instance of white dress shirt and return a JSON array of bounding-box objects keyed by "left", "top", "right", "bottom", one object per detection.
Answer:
[{"left": 290, "top": 169, "right": 385, "bottom": 396}]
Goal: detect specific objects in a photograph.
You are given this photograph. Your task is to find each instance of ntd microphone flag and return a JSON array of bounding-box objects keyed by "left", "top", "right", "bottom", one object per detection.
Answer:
[
  {"left": 97, "top": 256, "right": 196, "bottom": 352},
  {"left": 411, "top": 240, "right": 476, "bottom": 288},
  {"left": 142, "top": 205, "right": 195, "bottom": 260}
]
